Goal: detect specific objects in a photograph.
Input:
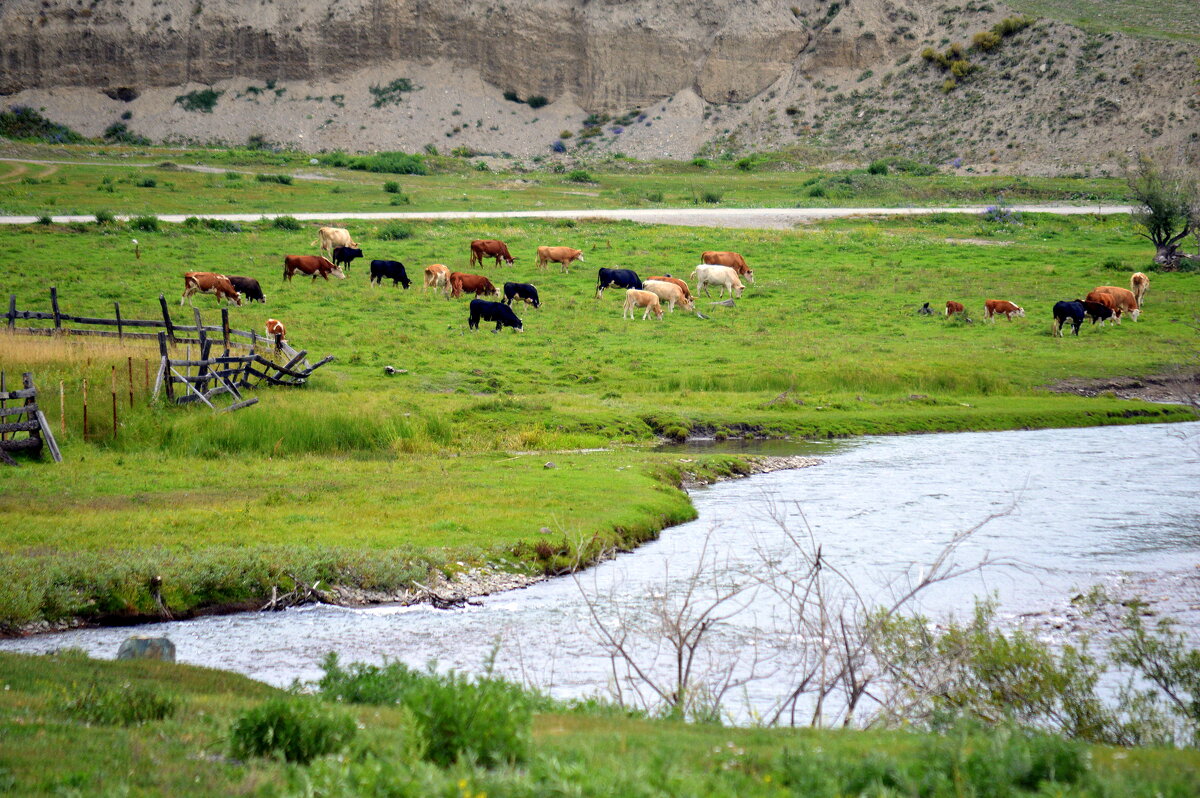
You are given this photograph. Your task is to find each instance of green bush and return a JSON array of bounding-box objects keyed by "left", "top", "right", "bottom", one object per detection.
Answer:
[
  {"left": 256, "top": 173, "right": 293, "bottom": 185},
  {"left": 328, "top": 151, "right": 428, "bottom": 176},
  {"left": 0, "top": 106, "right": 87, "bottom": 144},
  {"left": 691, "top": 157, "right": 711, "bottom": 168},
  {"left": 503, "top": 90, "right": 522, "bottom": 103},
  {"left": 55, "top": 681, "right": 177, "bottom": 727},
  {"left": 369, "top": 78, "right": 419, "bottom": 108},
  {"left": 135, "top": 177, "right": 157, "bottom": 188},
  {"left": 130, "top": 214, "right": 160, "bottom": 232},
  {"left": 271, "top": 215, "right": 302, "bottom": 231},
  {"left": 383, "top": 181, "right": 401, "bottom": 194},
  {"left": 735, "top": 157, "right": 755, "bottom": 172},
  {"left": 389, "top": 194, "right": 411, "bottom": 206},
  {"left": 230, "top": 697, "right": 356, "bottom": 764},
  {"left": 526, "top": 95, "right": 549, "bottom": 109},
  {"left": 378, "top": 222, "right": 414, "bottom": 241},
  {"left": 973, "top": 30, "right": 1002, "bottom": 51},
  {"left": 224, "top": 171, "right": 242, "bottom": 181},
  {"left": 174, "top": 88, "right": 223, "bottom": 113},
  {"left": 94, "top": 210, "right": 115, "bottom": 225},
  {"left": 102, "top": 121, "right": 151, "bottom": 146},
  {"left": 566, "top": 169, "right": 594, "bottom": 183},
  {"left": 994, "top": 15, "right": 1035, "bottom": 37},
  {"left": 317, "top": 653, "right": 533, "bottom": 767},
  {"left": 36, "top": 214, "right": 53, "bottom": 225},
  {"left": 867, "top": 160, "right": 889, "bottom": 176}
]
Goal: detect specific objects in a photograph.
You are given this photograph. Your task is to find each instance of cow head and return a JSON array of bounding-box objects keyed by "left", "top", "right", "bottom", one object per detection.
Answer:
[
  {"left": 1013, "top": 306, "right": 1025, "bottom": 318},
  {"left": 330, "top": 267, "right": 347, "bottom": 280}
]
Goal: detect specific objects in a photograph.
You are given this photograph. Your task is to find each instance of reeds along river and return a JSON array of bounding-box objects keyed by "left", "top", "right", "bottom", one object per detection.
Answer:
[{"left": 3, "top": 422, "right": 1199, "bottom": 721}]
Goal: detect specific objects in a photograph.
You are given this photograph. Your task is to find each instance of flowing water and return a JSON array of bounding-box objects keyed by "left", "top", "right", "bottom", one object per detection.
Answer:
[{"left": 4, "top": 423, "right": 1198, "bottom": 719}]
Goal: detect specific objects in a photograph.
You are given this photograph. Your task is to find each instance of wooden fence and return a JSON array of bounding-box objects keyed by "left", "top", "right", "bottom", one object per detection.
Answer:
[{"left": 0, "top": 371, "right": 62, "bottom": 465}]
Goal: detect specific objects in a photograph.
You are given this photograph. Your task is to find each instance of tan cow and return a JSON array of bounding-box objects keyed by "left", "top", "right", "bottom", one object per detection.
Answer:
[
  {"left": 181, "top": 272, "right": 242, "bottom": 306},
  {"left": 983, "top": 299, "right": 1025, "bottom": 321},
  {"left": 424, "top": 263, "right": 450, "bottom": 294},
  {"left": 265, "top": 318, "right": 287, "bottom": 349},
  {"left": 1093, "top": 286, "right": 1140, "bottom": 321},
  {"left": 1130, "top": 272, "right": 1150, "bottom": 306},
  {"left": 535, "top": 246, "right": 585, "bottom": 273},
  {"left": 702, "top": 251, "right": 754, "bottom": 284},
  {"left": 647, "top": 275, "right": 692, "bottom": 302},
  {"left": 310, "top": 226, "right": 356, "bottom": 255},
  {"left": 641, "top": 280, "right": 694, "bottom": 313},
  {"left": 623, "top": 289, "right": 663, "bottom": 320},
  {"left": 691, "top": 264, "right": 745, "bottom": 299}
]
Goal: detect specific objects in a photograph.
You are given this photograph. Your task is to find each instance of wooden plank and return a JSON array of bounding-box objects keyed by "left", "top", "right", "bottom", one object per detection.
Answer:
[
  {"left": 193, "top": 307, "right": 207, "bottom": 350},
  {"left": 224, "top": 397, "right": 259, "bottom": 412},
  {"left": 301, "top": 355, "right": 336, "bottom": 374},
  {"left": 0, "top": 420, "right": 40, "bottom": 434},
  {"left": 152, "top": 356, "right": 167, "bottom": 400},
  {"left": 159, "top": 294, "right": 175, "bottom": 343},
  {"left": 0, "top": 387, "right": 38, "bottom": 401},
  {"left": 50, "top": 286, "right": 61, "bottom": 330},
  {"left": 35, "top": 409, "right": 61, "bottom": 463},
  {"left": 0, "top": 446, "right": 15, "bottom": 466},
  {"left": 0, "top": 371, "right": 5, "bottom": 442},
  {"left": 0, "top": 404, "right": 35, "bottom": 418},
  {"left": 169, "top": 367, "right": 214, "bottom": 408},
  {"left": 0, "top": 437, "right": 41, "bottom": 452},
  {"left": 114, "top": 301, "right": 123, "bottom": 340},
  {"left": 221, "top": 307, "right": 230, "bottom": 350}
]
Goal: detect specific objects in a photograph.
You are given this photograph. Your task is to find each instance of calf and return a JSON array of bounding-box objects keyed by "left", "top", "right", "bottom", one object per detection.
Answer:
[
  {"left": 283, "top": 255, "right": 346, "bottom": 282},
  {"left": 945, "top": 300, "right": 965, "bottom": 317},
  {"left": 1081, "top": 299, "right": 1115, "bottom": 326},
  {"left": 536, "top": 245, "right": 584, "bottom": 273},
  {"left": 181, "top": 272, "right": 242, "bottom": 306},
  {"left": 1130, "top": 272, "right": 1150, "bottom": 306},
  {"left": 983, "top": 299, "right": 1024, "bottom": 321},
  {"left": 424, "top": 263, "right": 450, "bottom": 294},
  {"left": 469, "top": 239, "right": 516, "bottom": 268},
  {"left": 449, "top": 272, "right": 499, "bottom": 298},
  {"left": 1052, "top": 300, "right": 1086, "bottom": 337},
  {"left": 469, "top": 299, "right": 523, "bottom": 332},
  {"left": 226, "top": 275, "right": 265, "bottom": 303},
  {"left": 1092, "top": 286, "right": 1140, "bottom": 321},
  {"left": 370, "top": 259, "right": 412, "bottom": 289},
  {"left": 503, "top": 282, "right": 540, "bottom": 308},
  {"left": 641, "top": 279, "right": 694, "bottom": 313},
  {"left": 701, "top": 251, "right": 755, "bottom": 284},
  {"left": 332, "top": 246, "right": 364, "bottom": 273},
  {"left": 691, "top": 264, "right": 745, "bottom": 299},
  {"left": 596, "top": 268, "right": 643, "bottom": 298},
  {"left": 622, "top": 289, "right": 663, "bottom": 320},
  {"left": 647, "top": 275, "right": 692, "bottom": 302}
]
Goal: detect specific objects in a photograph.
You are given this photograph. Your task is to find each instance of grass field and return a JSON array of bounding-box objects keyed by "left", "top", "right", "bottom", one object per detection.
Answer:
[
  {"left": 0, "top": 204, "right": 1195, "bottom": 630},
  {"left": 1011, "top": 0, "right": 1200, "bottom": 40},
  {"left": 1, "top": 650, "right": 1198, "bottom": 796}
]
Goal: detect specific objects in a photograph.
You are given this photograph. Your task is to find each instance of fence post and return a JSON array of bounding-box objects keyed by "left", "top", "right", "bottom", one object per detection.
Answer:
[
  {"left": 193, "top": 307, "right": 206, "bottom": 351},
  {"left": 6, "top": 295, "right": 14, "bottom": 329},
  {"left": 50, "top": 286, "right": 61, "bottom": 331},
  {"left": 159, "top": 294, "right": 175, "bottom": 344},
  {"left": 60, "top": 380, "right": 65, "bottom": 437},
  {"left": 82, "top": 378, "right": 88, "bottom": 441},
  {"left": 127, "top": 357, "right": 134, "bottom": 408},
  {"left": 114, "top": 301, "right": 123, "bottom": 341},
  {"left": 157, "top": 331, "right": 168, "bottom": 359},
  {"left": 0, "top": 371, "right": 5, "bottom": 442},
  {"left": 111, "top": 365, "right": 118, "bottom": 439},
  {"left": 221, "top": 307, "right": 230, "bottom": 352}
]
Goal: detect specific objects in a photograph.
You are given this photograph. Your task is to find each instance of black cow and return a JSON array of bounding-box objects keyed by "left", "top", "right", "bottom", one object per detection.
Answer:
[
  {"left": 596, "top": 268, "right": 642, "bottom": 298},
  {"left": 370, "top": 259, "right": 412, "bottom": 288},
  {"left": 1081, "top": 300, "right": 1114, "bottom": 326},
  {"left": 502, "top": 282, "right": 540, "bottom": 308},
  {"left": 1052, "top": 300, "right": 1086, "bottom": 337},
  {"left": 226, "top": 275, "right": 265, "bottom": 303},
  {"left": 917, "top": 302, "right": 933, "bottom": 316},
  {"left": 469, "top": 299, "right": 523, "bottom": 332},
  {"left": 332, "top": 246, "right": 364, "bottom": 273}
]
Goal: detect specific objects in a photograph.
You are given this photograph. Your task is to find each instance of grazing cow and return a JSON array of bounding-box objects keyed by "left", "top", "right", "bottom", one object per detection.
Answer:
[
  {"left": 332, "top": 246, "right": 364, "bottom": 273},
  {"left": 647, "top": 275, "right": 693, "bottom": 302},
  {"left": 265, "top": 318, "right": 286, "bottom": 342},
  {"left": 622, "top": 289, "right": 663, "bottom": 320},
  {"left": 370, "top": 259, "right": 412, "bottom": 289},
  {"left": 311, "top": 226, "right": 356, "bottom": 255},
  {"left": 503, "top": 282, "right": 540, "bottom": 308},
  {"left": 701, "top": 251, "right": 755, "bottom": 284},
  {"left": 448, "top": 272, "right": 499, "bottom": 298},
  {"left": 642, "top": 279, "right": 694, "bottom": 313},
  {"left": 691, "top": 264, "right": 745, "bottom": 299},
  {"left": 1052, "top": 300, "right": 1086, "bottom": 337},
  {"left": 283, "top": 255, "right": 346, "bottom": 282},
  {"left": 1093, "top": 285, "right": 1141, "bottom": 321},
  {"left": 596, "top": 268, "right": 643, "bottom": 298},
  {"left": 945, "top": 300, "right": 966, "bottom": 317},
  {"left": 227, "top": 275, "right": 265, "bottom": 303},
  {"left": 917, "top": 302, "right": 933, "bottom": 316},
  {"left": 535, "top": 245, "right": 584, "bottom": 273},
  {"left": 181, "top": 272, "right": 242, "bottom": 306},
  {"left": 1081, "top": 299, "right": 1115, "bottom": 326},
  {"left": 469, "top": 299, "right": 523, "bottom": 332},
  {"left": 983, "top": 299, "right": 1025, "bottom": 321},
  {"left": 424, "top": 263, "right": 450, "bottom": 294},
  {"left": 469, "top": 239, "right": 516, "bottom": 268},
  {"left": 1130, "top": 272, "right": 1150, "bottom": 307}
]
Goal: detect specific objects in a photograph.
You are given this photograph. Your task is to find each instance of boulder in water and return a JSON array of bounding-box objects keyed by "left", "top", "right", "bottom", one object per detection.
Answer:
[{"left": 116, "top": 635, "right": 175, "bottom": 662}]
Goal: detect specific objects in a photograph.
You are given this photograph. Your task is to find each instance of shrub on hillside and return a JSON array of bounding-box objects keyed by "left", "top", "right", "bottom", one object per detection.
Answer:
[
  {"left": 230, "top": 697, "right": 355, "bottom": 764},
  {"left": 973, "top": 31, "right": 1002, "bottom": 51},
  {"left": 0, "top": 106, "right": 87, "bottom": 144},
  {"left": 526, "top": 95, "right": 549, "bottom": 109},
  {"left": 271, "top": 215, "right": 302, "bottom": 230},
  {"left": 566, "top": 169, "right": 594, "bottom": 183},
  {"left": 130, "top": 214, "right": 160, "bottom": 232},
  {"left": 174, "top": 89, "right": 223, "bottom": 113},
  {"left": 383, "top": 181, "right": 401, "bottom": 194}
]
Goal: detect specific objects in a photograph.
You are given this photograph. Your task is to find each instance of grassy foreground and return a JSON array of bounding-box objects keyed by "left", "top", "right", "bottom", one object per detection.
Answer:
[
  {"left": 0, "top": 206, "right": 1197, "bottom": 629},
  {"left": 1, "top": 650, "right": 1198, "bottom": 797}
]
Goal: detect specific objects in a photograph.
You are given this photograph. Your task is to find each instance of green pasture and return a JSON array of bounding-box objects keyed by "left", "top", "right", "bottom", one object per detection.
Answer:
[
  {"left": 1011, "top": 0, "right": 1200, "bottom": 39},
  {"left": 1, "top": 650, "right": 1198, "bottom": 796},
  {"left": 0, "top": 210, "right": 1196, "bottom": 628},
  {"left": 0, "top": 141, "right": 1131, "bottom": 217}
]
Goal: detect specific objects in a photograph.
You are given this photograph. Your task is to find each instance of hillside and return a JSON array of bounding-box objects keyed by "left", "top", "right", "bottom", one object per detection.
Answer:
[{"left": 0, "top": 0, "right": 1196, "bottom": 172}]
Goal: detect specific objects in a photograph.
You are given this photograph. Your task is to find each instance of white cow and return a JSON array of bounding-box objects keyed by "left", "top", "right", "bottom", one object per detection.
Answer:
[
  {"left": 310, "top": 226, "right": 356, "bottom": 255},
  {"left": 622, "top": 289, "right": 663, "bottom": 320},
  {"left": 690, "top": 264, "right": 745, "bottom": 299},
  {"left": 641, "top": 280, "right": 694, "bottom": 313}
]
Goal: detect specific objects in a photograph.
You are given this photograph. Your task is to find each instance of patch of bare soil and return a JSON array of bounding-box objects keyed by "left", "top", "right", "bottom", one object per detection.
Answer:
[{"left": 1042, "top": 373, "right": 1200, "bottom": 405}]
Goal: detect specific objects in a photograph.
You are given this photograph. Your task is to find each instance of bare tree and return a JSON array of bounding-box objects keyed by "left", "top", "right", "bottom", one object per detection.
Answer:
[{"left": 1128, "top": 153, "right": 1200, "bottom": 270}]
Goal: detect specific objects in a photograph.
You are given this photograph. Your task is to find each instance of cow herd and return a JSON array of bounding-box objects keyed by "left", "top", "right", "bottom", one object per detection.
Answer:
[{"left": 936, "top": 272, "right": 1150, "bottom": 338}]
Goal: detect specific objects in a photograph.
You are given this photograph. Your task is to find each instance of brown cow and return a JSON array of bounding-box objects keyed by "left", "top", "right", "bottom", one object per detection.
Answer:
[
  {"left": 641, "top": 280, "right": 694, "bottom": 313},
  {"left": 623, "top": 289, "right": 663, "bottom": 320},
  {"left": 702, "top": 251, "right": 754, "bottom": 284},
  {"left": 535, "top": 245, "right": 584, "bottom": 273},
  {"left": 283, "top": 255, "right": 346, "bottom": 282},
  {"left": 424, "top": 263, "right": 450, "bottom": 294},
  {"left": 1130, "top": 272, "right": 1150, "bottom": 307},
  {"left": 945, "top": 300, "right": 965, "bottom": 317},
  {"left": 265, "top": 318, "right": 286, "bottom": 339},
  {"left": 448, "top": 272, "right": 499, "bottom": 299},
  {"left": 983, "top": 299, "right": 1025, "bottom": 321},
  {"left": 1091, "top": 286, "right": 1140, "bottom": 321},
  {"left": 469, "top": 240, "right": 516, "bottom": 268},
  {"left": 647, "top": 275, "right": 693, "bottom": 302},
  {"left": 310, "top": 226, "right": 357, "bottom": 255},
  {"left": 181, "top": 272, "right": 242, "bottom": 306}
]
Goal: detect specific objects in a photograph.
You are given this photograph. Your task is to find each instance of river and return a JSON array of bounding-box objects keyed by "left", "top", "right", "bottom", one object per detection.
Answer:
[{"left": 3, "top": 422, "right": 1197, "bottom": 721}]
